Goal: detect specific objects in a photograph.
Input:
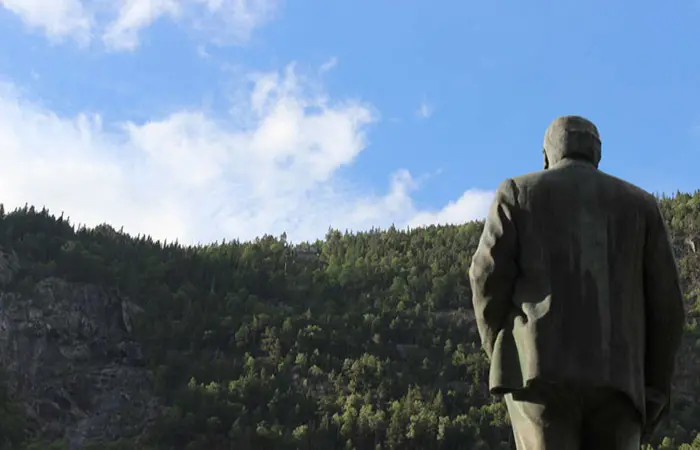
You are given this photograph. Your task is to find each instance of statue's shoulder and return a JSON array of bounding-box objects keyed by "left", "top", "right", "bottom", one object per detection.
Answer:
[
  {"left": 509, "top": 167, "right": 656, "bottom": 208},
  {"left": 510, "top": 169, "right": 548, "bottom": 187},
  {"left": 596, "top": 170, "right": 657, "bottom": 204}
]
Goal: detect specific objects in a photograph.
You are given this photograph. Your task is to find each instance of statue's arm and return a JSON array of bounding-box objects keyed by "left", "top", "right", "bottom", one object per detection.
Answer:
[
  {"left": 643, "top": 200, "right": 686, "bottom": 428},
  {"left": 469, "top": 179, "right": 519, "bottom": 359}
]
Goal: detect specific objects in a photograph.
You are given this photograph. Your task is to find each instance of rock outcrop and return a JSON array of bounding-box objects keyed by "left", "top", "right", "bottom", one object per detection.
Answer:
[{"left": 0, "top": 247, "right": 159, "bottom": 448}]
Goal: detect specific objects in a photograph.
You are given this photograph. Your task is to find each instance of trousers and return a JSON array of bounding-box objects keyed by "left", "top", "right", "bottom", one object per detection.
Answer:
[{"left": 504, "top": 382, "right": 642, "bottom": 450}]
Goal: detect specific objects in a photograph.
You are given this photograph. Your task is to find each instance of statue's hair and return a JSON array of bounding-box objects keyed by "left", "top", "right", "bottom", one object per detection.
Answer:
[{"left": 543, "top": 116, "right": 601, "bottom": 168}]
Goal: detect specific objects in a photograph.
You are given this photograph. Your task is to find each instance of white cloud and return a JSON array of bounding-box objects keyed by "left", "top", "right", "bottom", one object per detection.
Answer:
[
  {"left": 196, "top": 44, "right": 211, "bottom": 58},
  {"left": 0, "top": 0, "right": 278, "bottom": 50},
  {"left": 103, "top": 0, "right": 181, "bottom": 51},
  {"left": 1, "top": 0, "right": 93, "bottom": 44},
  {"left": 319, "top": 57, "right": 338, "bottom": 74},
  {"left": 416, "top": 98, "right": 434, "bottom": 119},
  {"left": 192, "top": 0, "right": 278, "bottom": 45},
  {"left": 408, "top": 190, "right": 494, "bottom": 228},
  {"left": 0, "top": 65, "right": 492, "bottom": 245}
]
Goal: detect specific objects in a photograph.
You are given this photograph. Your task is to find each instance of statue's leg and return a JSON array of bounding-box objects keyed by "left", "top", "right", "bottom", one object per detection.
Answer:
[
  {"left": 504, "top": 388, "right": 582, "bottom": 450},
  {"left": 580, "top": 388, "right": 641, "bottom": 450}
]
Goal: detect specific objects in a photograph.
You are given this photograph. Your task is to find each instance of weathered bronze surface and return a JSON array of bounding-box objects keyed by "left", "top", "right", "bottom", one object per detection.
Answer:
[{"left": 469, "top": 116, "right": 686, "bottom": 449}]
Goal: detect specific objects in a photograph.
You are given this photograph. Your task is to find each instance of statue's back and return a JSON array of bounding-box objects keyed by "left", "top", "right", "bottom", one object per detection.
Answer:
[
  {"left": 469, "top": 116, "right": 686, "bottom": 449},
  {"left": 501, "top": 160, "right": 658, "bottom": 416}
]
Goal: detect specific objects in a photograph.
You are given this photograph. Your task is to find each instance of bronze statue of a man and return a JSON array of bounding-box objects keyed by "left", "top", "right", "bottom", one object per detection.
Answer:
[{"left": 469, "top": 115, "right": 686, "bottom": 449}]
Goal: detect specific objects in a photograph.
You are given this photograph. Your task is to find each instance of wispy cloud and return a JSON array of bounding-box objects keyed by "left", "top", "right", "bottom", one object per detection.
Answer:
[
  {"left": 416, "top": 98, "right": 434, "bottom": 119},
  {"left": 196, "top": 44, "right": 211, "bottom": 59},
  {"left": 319, "top": 57, "right": 338, "bottom": 74},
  {"left": 1, "top": 0, "right": 93, "bottom": 45},
  {"left": 0, "top": 63, "right": 492, "bottom": 244},
  {"left": 1, "top": 0, "right": 279, "bottom": 51},
  {"left": 192, "top": 0, "right": 279, "bottom": 46},
  {"left": 102, "top": 0, "right": 181, "bottom": 51}
]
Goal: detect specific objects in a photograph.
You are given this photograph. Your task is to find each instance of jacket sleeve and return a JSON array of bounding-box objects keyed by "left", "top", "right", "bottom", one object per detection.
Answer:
[
  {"left": 469, "top": 179, "right": 519, "bottom": 359},
  {"left": 643, "top": 200, "right": 686, "bottom": 426}
]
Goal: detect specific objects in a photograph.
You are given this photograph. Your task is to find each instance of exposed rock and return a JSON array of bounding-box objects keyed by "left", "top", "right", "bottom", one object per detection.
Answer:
[
  {"left": 685, "top": 235, "right": 700, "bottom": 253},
  {"left": 0, "top": 277, "right": 159, "bottom": 448},
  {"left": 433, "top": 308, "right": 476, "bottom": 324},
  {"left": 0, "top": 246, "right": 19, "bottom": 286}
]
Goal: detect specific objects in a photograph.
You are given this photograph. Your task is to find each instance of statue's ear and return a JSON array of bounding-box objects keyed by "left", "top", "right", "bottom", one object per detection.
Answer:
[{"left": 543, "top": 149, "right": 549, "bottom": 169}]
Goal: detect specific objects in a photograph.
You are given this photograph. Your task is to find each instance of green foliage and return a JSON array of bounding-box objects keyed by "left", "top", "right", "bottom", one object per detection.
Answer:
[
  {"left": 21, "top": 440, "right": 69, "bottom": 450},
  {"left": 0, "top": 192, "right": 698, "bottom": 449},
  {"left": 0, "top": 370, "right": 26, "bottom": 450}
]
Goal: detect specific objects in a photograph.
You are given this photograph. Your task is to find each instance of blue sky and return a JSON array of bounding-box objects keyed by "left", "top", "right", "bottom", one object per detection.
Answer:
[{"left": 0, "top": 0, "right": 699, "bottom": 244}]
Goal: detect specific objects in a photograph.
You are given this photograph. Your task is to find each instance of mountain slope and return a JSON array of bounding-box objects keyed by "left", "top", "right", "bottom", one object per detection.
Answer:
[{"left": 0, "top": 193, "right": 698, "bottom": 450}]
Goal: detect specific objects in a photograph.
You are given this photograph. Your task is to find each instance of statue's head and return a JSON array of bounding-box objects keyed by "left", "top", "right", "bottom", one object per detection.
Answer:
[{"left": 543, "top": 115, "right": 601, "bottom": 169}]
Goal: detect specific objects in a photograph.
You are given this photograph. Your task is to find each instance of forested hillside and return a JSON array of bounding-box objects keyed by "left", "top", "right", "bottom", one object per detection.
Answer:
[{"left": 0, "top": 191, "right": 699, "bottom": 450}]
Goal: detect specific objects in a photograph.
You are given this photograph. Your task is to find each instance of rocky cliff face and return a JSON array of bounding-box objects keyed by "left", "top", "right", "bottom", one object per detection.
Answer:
[{"left": 0, "top": 247, "right": 159, "bottom": 448}]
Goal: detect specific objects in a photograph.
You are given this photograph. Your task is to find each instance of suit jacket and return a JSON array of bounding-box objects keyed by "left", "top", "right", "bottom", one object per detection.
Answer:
[{"left": 469, "top": 158, "right": 686, "bottom": 427}]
